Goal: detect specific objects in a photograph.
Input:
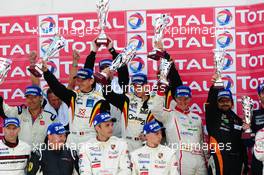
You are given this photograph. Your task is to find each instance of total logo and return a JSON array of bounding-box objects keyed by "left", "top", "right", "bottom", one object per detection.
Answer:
[
  {"left": 126, "top": 11, "right": 146, "bottom": 31},
  {"left": 127, "top": 33, "right": 147, "bottom": 53},
  {"left": 47, "top": 60, "right": 57, "bottom": 74},
  {"left": 223, "top": 52, "right": 233, "bottom": 71},
  {"left": 38, "top": 15, "right": 58, "bottom": 35},
  {"left": 40, "top": 38, "right": 52, "bottom": 57},
  {"left": 39, "top": 37, "right": 63, "bottom": 59},
  {"left": 40, "top": 17, "right": 56, "bottom": 33},
  {"left": 128, "top": 12, "right": 144, "bottom": 29},
  {"left": 39, "top": 38, "right": 58, "bottom": 74},
  {"left": 129, "top": 56, "right": 146, "bottom": 74},
  {"left": 222, "top": 75, "right": 234, "bottom": 90},
  {"left": 216, "top": 31, "right": 233, "bottom": 48},
  {"left": 217, "top": 9, "right": 232, "bottom": 26},
  {"left": 129, "top": 35, "right": 144, "bottom": 50}
]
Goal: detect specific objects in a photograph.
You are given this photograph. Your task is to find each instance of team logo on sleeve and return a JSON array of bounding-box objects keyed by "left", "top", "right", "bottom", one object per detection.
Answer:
[
  {"left": 27, "top": 162, "right": 33, "bottom": 172},
  {"left": 111, "top": 144, "right": 116, "bottom": 150}
]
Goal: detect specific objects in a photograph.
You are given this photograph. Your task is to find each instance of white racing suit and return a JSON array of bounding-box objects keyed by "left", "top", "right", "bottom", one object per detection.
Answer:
[
  {"left": 66, "top": 90, "right": 105, "bottom": 146},
  {"left": 0, "top": 97, "right": 57, "bottom": 147},
  {"left": 103, "top": 90, "right": 156, "bottom": 151},
  {"left": 0, "top": 139, "right": 31, "bottom": 175},
  {"left": 254, "top": 127, "right": 264, "bottom": 175},
  {"left": 78, "top": 136, "right": 131, "bottom": 175},
  {"left": 43, "top": 70, "right": 110, "bottom": 147},
  {"left": 151, "top": 94, "right": 207, "bottom": 175},
  {"left": 131, "top": 144, "right": 179, "bottom": 175}
]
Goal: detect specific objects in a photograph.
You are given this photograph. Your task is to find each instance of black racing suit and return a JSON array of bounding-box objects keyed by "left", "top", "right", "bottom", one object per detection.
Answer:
[
  {"left": 249, "top": 107, "right": 264, "bottom": 175},
  {"left": 26, "top": 144, "right": 79, "bottom": 175},
  {"left": 206, "top": 85, "right": 248, "bottom": 175},
  {"left": 102, "top": 52, "right": 182, "bottom": 151}
]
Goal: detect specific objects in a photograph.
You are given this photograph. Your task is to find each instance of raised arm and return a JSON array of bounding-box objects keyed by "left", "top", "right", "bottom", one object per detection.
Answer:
[
  {"left": 28, "top": 51, "right": 40, "bottom": 86},
  {"left": 42, "top": 61, "right": 75, "bottom": 106},
  {"left": 206, "top": 74, "right": 225, "bottom": 108},
  {"left": 205, "top": 74, "right": 224, "bottom": 135},
  {"left": 108, "top": 38, "right": 129, "bottom": 91},
  {"left": 68, "top": 50, "right": 80, "bottom": 90},
  {"left": 166, "top": 53, "right": 183, "bottom": 95},
  {"left": 150, "top": 93, "right": 170, "bottom": 123},
  {"left": 0, "top": 96, "right": 21, "bottom": 119},
  {"left": 103, "top": 83, "right": 128, "bottom": 112},
  {"left": 84, "top": 39, "right": 98, "bottom": 69}
]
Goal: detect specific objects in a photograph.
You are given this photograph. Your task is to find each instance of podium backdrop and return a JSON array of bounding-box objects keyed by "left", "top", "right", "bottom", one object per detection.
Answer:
[{"left": 0, "top": 3, "right": 264, "bottom": 132}]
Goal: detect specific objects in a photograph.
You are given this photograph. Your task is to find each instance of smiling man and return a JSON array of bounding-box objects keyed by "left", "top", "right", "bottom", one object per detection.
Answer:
[
  {"left": 150, "top": 85, "right": 207, "bottom": 175},
  {"left": 0, "top": 85, "right": 57, "bottom": 146},
  {"left": 42, "top": 60, "right": 111, "bottom": 145},
  {"left": 206, "top": 74, "right": 249, "bottom": 175}
]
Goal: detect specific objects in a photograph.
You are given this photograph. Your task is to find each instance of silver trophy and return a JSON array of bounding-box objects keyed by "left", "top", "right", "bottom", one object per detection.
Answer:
[
  {"left": 213, "top": 49, "right": 226, "bottom": 87},
  {"left": 28, "top": 34, "right": 66, "bottom": 77},
  {"left": 0, "top": 57, "right": 12, "bottom": 84},
  {"left": 242, "top": 96, "right": 253, "bottom": 133},
  {"left": 159, "top": 58, "right": 172, "bottom": 86},
  {"left": 148, "top": 14, "right": 170, "bottom": 61},
  {"left": 96, "top": 0, "right": 110, "bottom": 46},
  {"left": 94, "top": 43, "right": 137, "bottom": 85}
]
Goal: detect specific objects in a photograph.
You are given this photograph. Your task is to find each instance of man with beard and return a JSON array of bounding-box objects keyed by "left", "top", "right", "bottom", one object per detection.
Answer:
[{"left": 206, "top": 74, "right": 249, "bottom": 175}]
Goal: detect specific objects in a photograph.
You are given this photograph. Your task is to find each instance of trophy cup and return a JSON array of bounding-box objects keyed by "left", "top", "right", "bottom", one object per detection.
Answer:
[
  {"left": 159, "top": 58, "right": 172, "bottom": 86},
  {"left": 28, "top": 34, "right": 66, "bottom": 77},
  {"left": 213, "top": 49, "right": 226, "bottom": 87},
  {"left": 242, "top": 96, "right": 253, "bottom": 134},
  {"left": 0, "top": 57, "right": 12, "bottom": 85},
  {"left": 94, "top": 43, "right": 137, "bottom": 85},
  {"left": 95, "top": 0, "right": 110, "bottom": 46},
  {"left": 148, "top": 14, "right": 170, "bottom": 61}
]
